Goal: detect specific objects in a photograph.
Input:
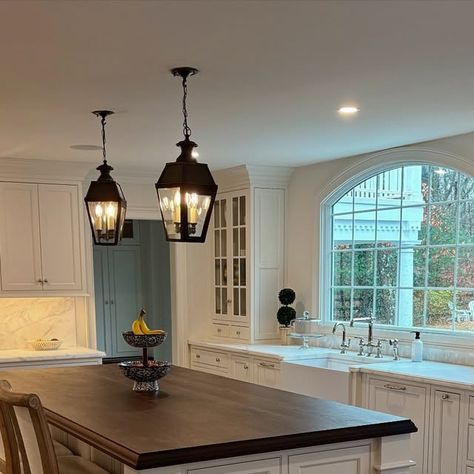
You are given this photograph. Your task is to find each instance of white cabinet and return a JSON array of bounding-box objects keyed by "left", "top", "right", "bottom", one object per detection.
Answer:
[
  {"left": 213, "top": 191, "right": 249, "bottom": 326},
  {"left": 288, "top": 445, "right": 370, "bottom": 474},
  {"left": 188, "top": 458, "right": 281, "bottom": 474},
  {"left": 212, "top": 186, "right": 286, "bottom": 342},
  {"left": 0, "top": 182, "right": 84, "bottom": 293},
  {"left": 253, "top": 358, "right": 280, "bottom": 388},
  {"left": 429, "top": 389, "right": 461, "bottom": 474},
  {"left": 366, "top": 376, "right": 427, "bottom": 474},
  {"left": 231, "top": 356, "right": 252, "bottom": 382}
]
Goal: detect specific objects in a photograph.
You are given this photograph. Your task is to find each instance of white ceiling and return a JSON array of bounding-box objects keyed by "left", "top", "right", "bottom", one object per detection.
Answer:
[{"left": 2, "top": 0, "right": 474, "bottom": 172}]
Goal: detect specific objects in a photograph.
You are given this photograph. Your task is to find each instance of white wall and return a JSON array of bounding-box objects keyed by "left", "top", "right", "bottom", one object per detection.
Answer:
[{"left": 287, "top": 131, "right": 474, "bottom": 319}]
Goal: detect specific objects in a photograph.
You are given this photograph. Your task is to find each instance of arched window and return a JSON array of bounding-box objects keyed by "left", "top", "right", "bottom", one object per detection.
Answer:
[{"left": 328, "top": 164, "right": 474, "bottom": 331}]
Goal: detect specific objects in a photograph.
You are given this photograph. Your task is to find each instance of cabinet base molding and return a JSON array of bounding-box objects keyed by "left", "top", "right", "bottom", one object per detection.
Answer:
[{"left": 373, "top": 460, "right": 416, "bottom": 473}]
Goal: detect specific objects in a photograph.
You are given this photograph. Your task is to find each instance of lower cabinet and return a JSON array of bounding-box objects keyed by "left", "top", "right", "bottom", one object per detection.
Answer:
[
  {"left": 428, "top": 389, "right": 461, "bottom": 474},
  {"left": 288, "top": 445, "right": 370, "bottom": 474},
  {"left": 366, "top": 377, "right": 428, "bottom": 474},
  {"left": 188, "top": 457, "right": 280, "bottom": 474},
  {"left": 253, "top": 358, "right": 280, "bottom": 387},
  {"left": 190, "top": 346, "right": 280, "bottom": 388},
  {"left": 362, "top": 374, "right": 468, "bottom": 474}
]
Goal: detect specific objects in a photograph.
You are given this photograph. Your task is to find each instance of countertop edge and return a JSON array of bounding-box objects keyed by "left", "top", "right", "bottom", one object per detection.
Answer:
[{"left": 135, "top": 419, "right": 417, "bottom": 469}]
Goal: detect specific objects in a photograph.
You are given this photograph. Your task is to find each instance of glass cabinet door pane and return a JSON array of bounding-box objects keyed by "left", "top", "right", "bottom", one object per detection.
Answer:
[
  {"left": 240, "top": 228, "right": 246, "bottom": 256},
  {"left": 233, "top": 258, "right": 239, "bottom": 286},
  {"left": 233, "top": 228, "right": 238, "bottom": 256},
  {"left": 239, "top": 196, "right": 246, "bottom": 225},
  {"left": 240, "top": 259, "right": 246, "bottom": 286},
  {"left": 214, "top": 201, "right": 220, "bottom": 228},
  {"left": 215, "top": 288, "right": 221, "bottom": 314},
  {"left": 221, "top": 230, "right": 227, "bottom": 257},
  {"left": 240, "top": 289, "right": 246, "bottom": 316},
  {"left": 215, "top": 260, "right": 221, "bottom": 285},
  {"left": 222, "top": 288, "right": 227, "bottom": 315},
  {"left": 232, "top": 197, "right": 238, "bottom": 227},
  {"left": 214, "top": 230, "right": 220, "bottom": 257},
  {"left": 233, "top": 288, "right": 239, "bottom": 316},
  {"left": 221, "top": 200, "right": 226, "bottom": 228},
  {"left": 222, "top": 259, "right": 227, "bottom": 285}
]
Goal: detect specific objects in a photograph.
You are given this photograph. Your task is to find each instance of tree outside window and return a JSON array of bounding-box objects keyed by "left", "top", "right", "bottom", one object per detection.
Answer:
[{"left": 330, "top": 165, "right": 474, "bottom": 331}]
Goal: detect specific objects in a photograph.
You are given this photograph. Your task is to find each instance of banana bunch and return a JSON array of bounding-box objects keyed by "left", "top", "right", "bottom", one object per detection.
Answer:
[{"left": 131, "top": 309, "right": 165, "bottom": 335}]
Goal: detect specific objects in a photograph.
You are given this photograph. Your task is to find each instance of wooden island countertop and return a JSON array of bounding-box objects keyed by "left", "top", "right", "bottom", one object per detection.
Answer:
[{"left": 0, "top": 364, "right": 416, "bottom": 470}]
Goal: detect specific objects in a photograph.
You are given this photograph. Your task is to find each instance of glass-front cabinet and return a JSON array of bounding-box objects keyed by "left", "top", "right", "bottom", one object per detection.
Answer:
[{"left": 213, "top": 191, "right": 249, "bottom": 326}]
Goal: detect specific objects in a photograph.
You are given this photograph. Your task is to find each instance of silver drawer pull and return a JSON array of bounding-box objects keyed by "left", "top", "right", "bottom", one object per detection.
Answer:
[
  {"left": 383, "top": 384, "right": 406, "bottom": 391},
  {"left": 259, "top": 362, "right": 275, "bottom": 368},
  {"left": 441, "top": 393, "right": 450, "bottom": 400},
  {"left": 216, "top": 357, "right": 220, "bottom": 362},
  {"left": 236, "top": 331, "right": 241, "bottom": 335}
]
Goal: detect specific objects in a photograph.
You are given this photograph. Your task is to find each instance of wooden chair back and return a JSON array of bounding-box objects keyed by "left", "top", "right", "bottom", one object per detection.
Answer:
[{"left": 0, "top": 380, "right": 59, "bottom": 474}]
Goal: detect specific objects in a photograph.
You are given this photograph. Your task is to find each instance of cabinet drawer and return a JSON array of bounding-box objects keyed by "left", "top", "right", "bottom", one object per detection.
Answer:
[
  {"left": 467, "top": 467, "right": 474, "bottom": 474},
  {"left": 229, "top": 325, "right": 249, "bottom": 340},
  {"left": 213, "top": 324, "right": 229, "bottom": 338},
  {"left": 191, "top": 348, "right": 229, "bottom": 369}
]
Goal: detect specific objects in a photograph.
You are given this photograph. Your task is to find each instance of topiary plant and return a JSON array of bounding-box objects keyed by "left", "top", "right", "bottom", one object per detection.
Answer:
[
  {"left": 278, "top": 288, "right": 296, "bottom": 306},
  {"left": 277, "top": 288, "right": 296, "bottom": 327}
]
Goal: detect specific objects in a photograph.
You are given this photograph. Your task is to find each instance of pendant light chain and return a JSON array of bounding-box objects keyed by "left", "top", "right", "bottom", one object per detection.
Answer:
[
  {"left": 181, "top": 75, "right": 192, "bottom": 139},
  {"left": 100, "top": 114, "right": 108, "bottom": 164}
]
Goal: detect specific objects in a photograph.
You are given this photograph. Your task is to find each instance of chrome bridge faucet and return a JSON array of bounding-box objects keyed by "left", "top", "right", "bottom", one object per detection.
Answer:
[
  {"left": 332, "top": 322, "right": 350, "bottom": 354},
  {"left": 350, "top": 316, "right": 376, "bottom": 356}
]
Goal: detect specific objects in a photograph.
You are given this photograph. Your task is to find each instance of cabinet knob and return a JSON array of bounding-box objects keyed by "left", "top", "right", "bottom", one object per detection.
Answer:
[
  {"left": 37, "top": 279, "right": 43, "bottom": 284},
  {"left": 236, "top": 331, "right": 241, "bottom": 336},
  {"left": 43, "top": 279, "right": 48, "bottom": 284},
  {"left": 441, "top": 393, "right": 450, "bottom": 400},
  {"left": 217, "top": 328, "right": 222, "bottom": 333},
  {"left": 195, "top": 354, "right": 200, "bottom": 359},
  {"left": 104, "top": 301, "right": 109, "bottom": 305},
  {"left": 226, "top": 299, "right": 232, "bottom": 304},
  {"left": 244, "top": 365, "right": 248, "bottom": 370},
  {"left": 216, "top": 357, "right": 220, "bottom": 362}
]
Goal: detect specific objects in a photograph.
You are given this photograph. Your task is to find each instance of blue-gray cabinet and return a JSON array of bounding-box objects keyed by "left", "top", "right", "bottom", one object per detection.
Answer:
[{"left": 94, "top": 244, "right": 143, "bottom": 359}]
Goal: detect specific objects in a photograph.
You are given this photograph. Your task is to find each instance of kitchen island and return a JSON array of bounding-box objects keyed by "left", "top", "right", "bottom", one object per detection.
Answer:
[{"left": 0, "top": 364, "right": 416, "bottom": 473}]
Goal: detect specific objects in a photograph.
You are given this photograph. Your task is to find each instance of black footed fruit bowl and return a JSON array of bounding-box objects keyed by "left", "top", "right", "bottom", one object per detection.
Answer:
[
  {"left": 122, "top": 331, "right": 167, "bottom": 348},
  {"left": 119, "top": 360, "right": 171, "bottom": 392}
]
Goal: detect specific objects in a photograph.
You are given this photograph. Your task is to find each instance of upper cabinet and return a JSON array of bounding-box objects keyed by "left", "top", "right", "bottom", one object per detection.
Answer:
[
  {"left": 0, "top": 182, "right": 85, "bottom": 294},
  {"left": 211, "top": 166, "right": 292, "bottom": 343}
]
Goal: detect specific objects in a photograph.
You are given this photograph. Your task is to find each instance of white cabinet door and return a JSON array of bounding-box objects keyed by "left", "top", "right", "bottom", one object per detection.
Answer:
[
  {"left": 0, "top": 183, "right": 42, "bottom": 290},
  {"left": 429, "top": 390, "right": 461, "bottom": 474},
  {"left": 188, "top": 457, "right": 280, "bottom": 474},
  {"left": 367, "top": 377, "right": 427, "bottom": 474},
  {"left": 231, "top": 356, "right": 252, "bottom": 382},
  {"left": 289, "top": 445, "right": 370, "bottom": 474},
  {"left": 38, "top": 184, "right": 83, "bottom": 290},
  {"left": 253, "top": 359, "right": 280, "bottom": 387}
]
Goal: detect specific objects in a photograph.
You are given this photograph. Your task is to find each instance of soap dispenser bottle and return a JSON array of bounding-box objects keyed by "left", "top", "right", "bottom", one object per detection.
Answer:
[{"left": 411, "top": 331, "right": 423, "bottom": 362}]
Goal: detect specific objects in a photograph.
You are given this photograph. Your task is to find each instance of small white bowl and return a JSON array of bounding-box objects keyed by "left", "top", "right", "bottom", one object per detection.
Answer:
[{"left": 29, "top": 339, "right": 63, "bottom": 351}]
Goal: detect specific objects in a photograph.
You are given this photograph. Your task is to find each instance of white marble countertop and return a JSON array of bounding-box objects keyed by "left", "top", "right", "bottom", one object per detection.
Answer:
[
  {"left": 350, "top": 360, "right": 474, "bottom": 390},
  {"left": 0, "top": 346, "right": 105, "bottom": 363},
  {"left": 189, "top": 339, "right": 349, "bottom": 361},
  {"left": 189, "top": 340, "right": 474, "bottom": 390}
]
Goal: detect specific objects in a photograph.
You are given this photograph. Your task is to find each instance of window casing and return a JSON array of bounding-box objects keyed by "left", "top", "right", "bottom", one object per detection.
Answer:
[{"left": 326, "top": 164, "right": 474, "bottom": 332}]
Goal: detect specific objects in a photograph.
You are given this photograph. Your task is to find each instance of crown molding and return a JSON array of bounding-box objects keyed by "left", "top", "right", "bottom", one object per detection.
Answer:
[{"left": 214, "top": 165, "right": 294, "bottom": 193}]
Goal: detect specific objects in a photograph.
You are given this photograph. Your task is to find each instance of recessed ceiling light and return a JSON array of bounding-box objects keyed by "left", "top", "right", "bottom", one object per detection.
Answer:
[{"left": 338, "top": 106, "right": 360, "bottom": 115}]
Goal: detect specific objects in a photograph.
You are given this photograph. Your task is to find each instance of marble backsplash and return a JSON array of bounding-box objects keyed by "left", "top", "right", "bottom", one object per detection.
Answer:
[{"left": 0, "top": 298, "right": 77, "bottom": 349}]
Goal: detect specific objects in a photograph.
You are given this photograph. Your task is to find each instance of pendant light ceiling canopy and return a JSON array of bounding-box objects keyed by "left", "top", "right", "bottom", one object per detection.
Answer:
[
  {"left": 84, "top": 110, "right": 127, "bottom": 246},
  {"left": 155, "top": 67, "right": 218, "bottom": 243}
]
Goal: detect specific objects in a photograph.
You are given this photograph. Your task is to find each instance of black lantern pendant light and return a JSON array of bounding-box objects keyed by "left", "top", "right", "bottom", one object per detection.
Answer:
[
  {"left": 155, "top": 67, "right": 217, "bottom": 243},
  {"left": 84, "top": 110, "right": 127, "bottom": 246}
]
